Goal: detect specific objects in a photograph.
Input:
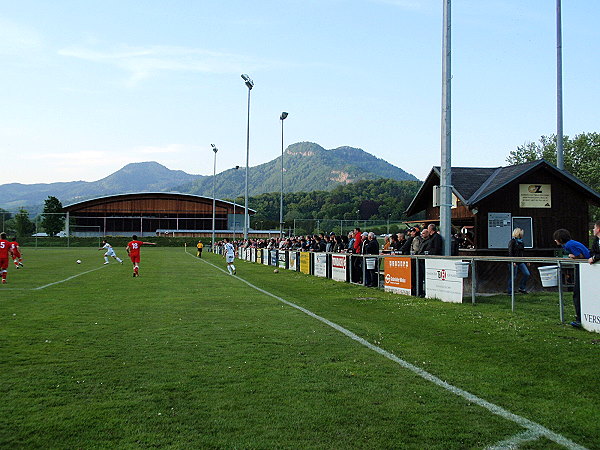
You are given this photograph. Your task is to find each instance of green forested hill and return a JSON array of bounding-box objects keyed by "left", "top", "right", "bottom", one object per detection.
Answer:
[
  {"left": 181, "top": 142, "right": 418, "bottom": 198},
  {"left": 0, "top": 143, "right": 417, "bottom": 213},
  {"left": 227, "top": 178, "right": 422, "bottom": 226}
]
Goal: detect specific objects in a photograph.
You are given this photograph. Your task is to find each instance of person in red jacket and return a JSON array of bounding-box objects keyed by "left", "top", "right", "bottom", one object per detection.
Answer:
[
  {"left": 10, "top": 238, "right": 23, "bottom": 268},
  {"left": 0, "top": 232, "right": 12, "bottom": 284},
  {"left": 126, "top": 235, "right": 156, "bottom": 277}
]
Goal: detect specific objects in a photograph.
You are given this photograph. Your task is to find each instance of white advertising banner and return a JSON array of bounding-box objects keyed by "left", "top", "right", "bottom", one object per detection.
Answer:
[
  {"left": 278, "top": 251, "right": 287, "bottom": 269},
  {"left": 425, "top": 259, "right": 464, "bottom": 303},
  {"left": 314, "top": 253, "right": 327, "bottom": 277},
  {"left": 580, "top": 263, "right": 600, "bottom": 333},
  {"left": 251, "top": 248, "right": 256, "bottom": 262},
  {"left": 288, "top": 252, "right": 297, "bottom": 271},
  {"left": 262, "top": 249, "right": 269, "bottom": 265},
  {"left": 239, "top": 248, "right": 245, "bottom": 260},
  {"left": 331, "top": 254, "right": 348, "bottom": 282}
]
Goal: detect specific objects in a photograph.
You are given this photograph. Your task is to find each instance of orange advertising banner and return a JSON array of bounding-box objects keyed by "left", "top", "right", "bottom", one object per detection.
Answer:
[{"left": 384, "top": 257, "right": 412, "bottom": 295}]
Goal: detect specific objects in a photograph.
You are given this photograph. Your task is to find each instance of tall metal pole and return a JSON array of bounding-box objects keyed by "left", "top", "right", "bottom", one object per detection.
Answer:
[
  {"left": 233, "top": 200, "right": 236, "bottom": 241},
  {"left": 556, "top": 0, "right": 564, "bottom": 170},
  {"left": 241, "top": 74, "right": 254, "bottom": 241},
  {"left": 439, "top": 0, "right": 452, "bottom": 256},
  {"left": 279, "top": 112, "right": 288, "bottom": 240},
  {"left": 244, "top": 87, "right": 250, "bottom": 240},
  {"left": 211, "top": 144, "right": 218, "bottom": 249}
]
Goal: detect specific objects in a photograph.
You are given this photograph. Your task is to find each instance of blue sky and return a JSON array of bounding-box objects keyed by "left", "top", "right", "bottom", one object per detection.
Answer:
[{"left": 1, "top": 0, "right": 598, "bottom": 184}]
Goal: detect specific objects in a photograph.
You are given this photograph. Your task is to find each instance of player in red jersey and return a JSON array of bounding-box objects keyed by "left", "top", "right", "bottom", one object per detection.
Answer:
[
  {"left": 126, "top": 235, "right": 156, "bottom": 277},
  {"left": 10, "top": 238, "right": 23, "bottom": 269},
  {"left": 0, "top": 232, "right": 12, "bottom": 284}
]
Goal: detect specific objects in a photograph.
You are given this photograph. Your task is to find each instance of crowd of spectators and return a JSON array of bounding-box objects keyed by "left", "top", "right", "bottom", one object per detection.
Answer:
[{"left": 217, "top": 223, "right": 467, "bottom": 257}]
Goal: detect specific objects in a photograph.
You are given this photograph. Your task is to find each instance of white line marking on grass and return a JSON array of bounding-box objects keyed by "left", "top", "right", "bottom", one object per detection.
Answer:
[
  {"left": 33, "top": 266, "right": 107, "bottom": 290},
  {"left": 188, "top": 252, "right": 586, "bottom": 450},
  {"left": 486, "top": 430, "right": 543, "bottom": 449}
]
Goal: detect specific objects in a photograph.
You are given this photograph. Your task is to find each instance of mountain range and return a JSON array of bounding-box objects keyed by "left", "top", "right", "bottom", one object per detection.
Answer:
[{"left": 0, "top": 142, "right": 417, "bottom": 212}]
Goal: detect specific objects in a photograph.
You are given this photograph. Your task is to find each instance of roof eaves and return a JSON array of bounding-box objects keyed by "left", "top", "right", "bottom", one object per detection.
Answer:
[
  {"left": 466, "top": 167, "right": 502, "bottom": 205},
  {"left": 404, "top": 168, "right": 437, "bottom": 216},
  {"left": 467, "top": 160, "right": 543, "bottom": 205}
]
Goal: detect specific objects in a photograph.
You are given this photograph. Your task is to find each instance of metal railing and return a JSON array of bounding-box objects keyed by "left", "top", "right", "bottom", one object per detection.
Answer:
[{"left": 213, "top": 245, "right": 583, "bottom": 323}]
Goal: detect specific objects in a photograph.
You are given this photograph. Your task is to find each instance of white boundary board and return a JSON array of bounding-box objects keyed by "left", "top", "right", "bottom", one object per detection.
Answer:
[
  {"left": 425, "top": 259, "right": 464, "bottom": 303},
  {"left": 331, "top": 254, "right": 347, "bottom": 282},
  {"left": 580, "top": 263, "right": 600, "bottom": 333},
  {"left": 314, "top": 253, "right": 327, "bottom": 277}
]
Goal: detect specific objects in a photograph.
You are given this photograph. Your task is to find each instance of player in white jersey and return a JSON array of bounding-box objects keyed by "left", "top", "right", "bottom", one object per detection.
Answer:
[
  {"left": 223, "top": 238, "right": 236, "bottom": 275},
  {"left": 98, "top": 240, "right": 123, "bottom": 264}
]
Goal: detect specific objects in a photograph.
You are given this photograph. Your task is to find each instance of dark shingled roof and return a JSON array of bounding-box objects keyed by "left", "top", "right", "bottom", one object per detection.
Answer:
[{"left": 406, "top": 159, "right": 600, "bottom": 216}]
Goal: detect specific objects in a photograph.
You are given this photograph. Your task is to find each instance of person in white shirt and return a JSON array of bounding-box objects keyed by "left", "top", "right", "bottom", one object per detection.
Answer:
[
  {"left": 224, "top": 238, "right": 236, "bottom": 275},
  {"left": 98, "top": 240, "right": 123, "bottom": 265}
]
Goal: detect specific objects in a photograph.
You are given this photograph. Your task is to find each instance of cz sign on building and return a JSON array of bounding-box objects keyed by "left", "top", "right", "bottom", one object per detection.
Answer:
[{"left": 519, "top": 184, "right": 551, "bottom": 208}]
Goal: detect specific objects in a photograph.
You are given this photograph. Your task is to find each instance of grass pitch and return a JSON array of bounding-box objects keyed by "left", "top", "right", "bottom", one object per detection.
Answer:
[{"left": 0, "top": 247, "right": 598, "bottom": 449}]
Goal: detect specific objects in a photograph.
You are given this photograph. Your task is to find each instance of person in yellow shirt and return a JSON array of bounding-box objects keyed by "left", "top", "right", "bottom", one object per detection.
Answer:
[{"left": 196, "top": 241, "right": 204, "bottom": 258}]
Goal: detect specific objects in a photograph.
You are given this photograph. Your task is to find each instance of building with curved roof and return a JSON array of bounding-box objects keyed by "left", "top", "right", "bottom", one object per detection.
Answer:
[{"left": 63, "top": 192, "right": 254, "bottom": 237}]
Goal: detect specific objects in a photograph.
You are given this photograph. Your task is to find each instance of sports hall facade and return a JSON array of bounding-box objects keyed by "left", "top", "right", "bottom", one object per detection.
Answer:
[{"left": 63, "top": 192, "right": 253, "bottom": 237}]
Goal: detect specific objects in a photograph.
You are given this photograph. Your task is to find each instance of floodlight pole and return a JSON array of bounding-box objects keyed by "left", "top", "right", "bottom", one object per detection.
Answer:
[
  {"left": 556, "top": 0, "right": 564, "bottom": 170},
  {"left": 211, "top": 144, "right": 218, "bottom": 249},
  {"left": 279, "top": 112, "right": 288, "bottom": 240},
  {"left": 241, "top": 74, "right": 254, "bottom": 241},
  {"left": 439, "top": 0, "right": 452, "bottom": 256}
]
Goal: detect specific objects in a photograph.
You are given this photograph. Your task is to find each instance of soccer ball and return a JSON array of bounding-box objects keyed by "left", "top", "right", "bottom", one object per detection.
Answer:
[
  {"left": 273, "top": 269, "right": 279, "bottom": 273},
  {"left": 76, "top": 260, "right": 82, "bottom": 264}
]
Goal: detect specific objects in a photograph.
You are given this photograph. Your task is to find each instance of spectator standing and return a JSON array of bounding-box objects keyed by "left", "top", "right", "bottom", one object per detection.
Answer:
[
  {"left": 589, "top": 221, "right": 600, "bottom": 264},
  {"left": 364, "top": 232, "right": 380, "bottom": 287},
  {"left": 416, "top": 229, "right": 430, "bottom": 297},
  {"left": 395, "top": 233, "right": 406, "bottom": 252},
  {"left": 411, "top": 226, "right": 423, "bottom": 255},
  {"left": 426, "top": 224, "right": 443, "bottom": 255},
  {"left": 399, "top": 228, "right": 415, "bottom": 255},
  {"left": 553, "top": 228, "right": 590, "bottom": 328},
  {"left": 353, "top": 228, "right": 362, "bottom": 254},
  {"left": 507, "top": 228, "right": 530, "bottom": 294},
  {"left": 390, "top": 234, "right": 400, "bottom": 253},
  {"left": 382, "top": 235, "right": 391, "bottom": 252}
]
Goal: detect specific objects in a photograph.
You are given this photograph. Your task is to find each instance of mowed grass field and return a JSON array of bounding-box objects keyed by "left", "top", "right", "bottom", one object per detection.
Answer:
[{"left": 1, "top": 247, "right": 599, "bottom": 449}]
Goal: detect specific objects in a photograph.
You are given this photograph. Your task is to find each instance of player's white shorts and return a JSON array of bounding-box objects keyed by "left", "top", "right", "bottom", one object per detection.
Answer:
[
  {"left": 226, "top": 255, "right": 234, "bottom": 263},
  {"left": 105, "top": 249, "right": 116, "bottom": 257}
]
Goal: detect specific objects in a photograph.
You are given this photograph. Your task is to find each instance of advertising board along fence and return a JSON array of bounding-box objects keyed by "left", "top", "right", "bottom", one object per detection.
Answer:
[
  {"left": 314, "top": 253, "right": 327, "bottom": 277},
  {"left": 331, "top": 254, "right": 349, "bottom": 282},
  {"left": 288, "top": 251, "right": 298, "bottom": 271},
  {"left": 383, "top": 257, "right": 411, "bottom": 295},
  {"left": 222, "top": 245, "right": 594, "bottom": 333}
]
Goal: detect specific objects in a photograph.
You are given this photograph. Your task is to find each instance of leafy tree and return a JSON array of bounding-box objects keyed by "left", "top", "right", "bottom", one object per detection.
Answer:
[
  {"left": 506, "top": 132, "right": 600, "bottom": 191},
  {"left": 239, "top": 178, "right": 421, "bottom": 224},
  {"left": 14, "top": 208, "right": 35, "bottom": 237},
  {"left": 41, "top": 196, "right": 65, "bottom": 237},
  {"left": 0, "top": 208, "right": 12, "bottom": 232},
  {"left": 507, "top": 132, "right": 600, "bottom": 220}
]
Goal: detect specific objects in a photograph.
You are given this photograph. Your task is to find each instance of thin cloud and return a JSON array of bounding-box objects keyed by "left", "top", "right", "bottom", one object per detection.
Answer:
[
  {"left": 369, "top": 0, "right": 427, "bottom": 10},
  {"left": 0, "top": 18, "right": 43, "bottom": 55},
  {"left": 59, "top": 44, "right": 270, "bottom": 85}
]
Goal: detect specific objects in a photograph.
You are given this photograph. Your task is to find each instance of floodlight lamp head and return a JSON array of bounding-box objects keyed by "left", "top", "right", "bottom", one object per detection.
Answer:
[
  {"left": 211, "top": 144, "right": 218, "bottom": 153},
  {"left": 241, "top": 73, "right": 254, "bottom": 89},
  {"left": 280, "top": 112, "right": 288, "bottom": 120}
]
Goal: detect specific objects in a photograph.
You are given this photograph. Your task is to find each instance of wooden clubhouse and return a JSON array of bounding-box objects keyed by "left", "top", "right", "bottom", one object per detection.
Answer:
[{"left": 405, "top": 160, "right": 600, "bottom": 256}]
